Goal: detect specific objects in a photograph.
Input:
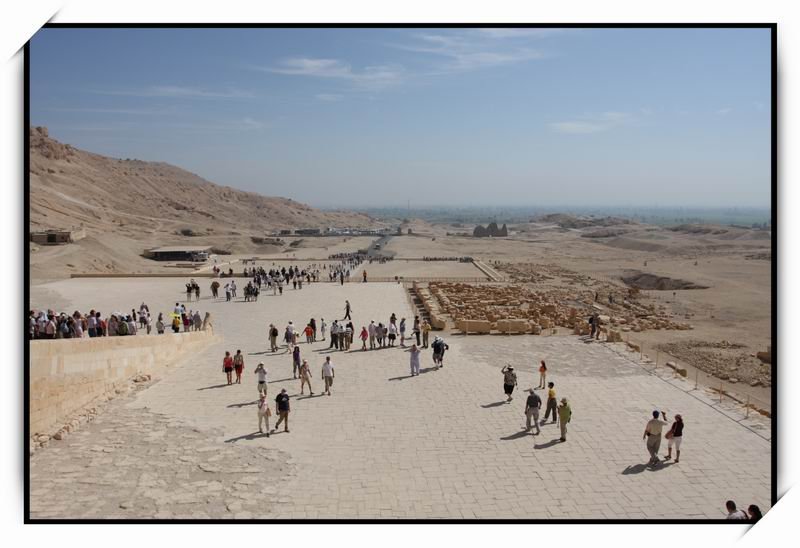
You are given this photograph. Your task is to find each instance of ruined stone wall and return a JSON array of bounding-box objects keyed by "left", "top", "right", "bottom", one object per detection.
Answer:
[{"left": 29, "top": 330, "right": 217, "bottom": 437}]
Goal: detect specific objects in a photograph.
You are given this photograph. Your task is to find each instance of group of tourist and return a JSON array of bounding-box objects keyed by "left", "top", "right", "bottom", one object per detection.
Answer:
[
  {"left": 28, "top": 302, "right": 210, "bottom": 339},
  {"left": 724, "top": 500, "right": 762, "bottom": 522}
]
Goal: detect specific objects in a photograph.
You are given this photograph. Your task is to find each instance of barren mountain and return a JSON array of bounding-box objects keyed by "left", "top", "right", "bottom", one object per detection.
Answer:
[{"left": 28, "top": 127, "right": 382, "bottom": 280}]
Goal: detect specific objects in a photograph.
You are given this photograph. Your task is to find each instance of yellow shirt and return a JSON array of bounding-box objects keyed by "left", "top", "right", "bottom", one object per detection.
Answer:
[{"left": 548, "top": 388, "right": 556, "bottom": 400}]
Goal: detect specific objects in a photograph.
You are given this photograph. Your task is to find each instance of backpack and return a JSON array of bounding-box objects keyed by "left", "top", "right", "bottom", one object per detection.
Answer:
[{"left": 118, "top": 322, "right": 129, "bottom": 335}]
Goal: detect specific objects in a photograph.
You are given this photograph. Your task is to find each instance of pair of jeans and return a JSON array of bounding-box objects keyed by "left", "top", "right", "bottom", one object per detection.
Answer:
[{"left": 544, "top": 398, "right": 557, "bottom": 422}]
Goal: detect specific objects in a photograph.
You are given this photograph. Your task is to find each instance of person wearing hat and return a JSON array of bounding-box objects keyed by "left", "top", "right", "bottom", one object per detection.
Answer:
[
  {"left": 501, "top": 365, "right": 518, "bottom": 402},
  {"left": 557, "top": 398, "right": 572, "bottom": 441},
  {"left": 254, "top": 362, "right": 268, "bottom": 396},
  {"left": 643, "top": 410, "right": 668, "bottom": 465},
  {"left": 525, "top": 388, "right": 542, "bottom": 434},
  {"left": 664, "top": 413, "right": 684, "bottom": 463},
  {"left": 257, "top": 393, "right": 271, "bottom": 436}
]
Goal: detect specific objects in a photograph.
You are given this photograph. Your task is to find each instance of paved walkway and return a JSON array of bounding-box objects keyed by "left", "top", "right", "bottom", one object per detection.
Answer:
[{"left": 30, "top": 279, "right": 770, "bottom": 519}]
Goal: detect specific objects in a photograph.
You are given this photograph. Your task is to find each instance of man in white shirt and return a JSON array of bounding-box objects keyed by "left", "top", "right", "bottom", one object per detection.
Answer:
[
  {"left": 321, "top": 357, "right": 335, "bottom": 396},
  {"left": 725, "top": 500, "right": 748, "bottom": 520},
  {"left": 368, "top": 321, "right": 377, "bottom": 350},
  {"left": 254, "top": 362, "right": 268, "bottom": 396},
  {"left": 643, "top": 410, "right": 669, "bottom": 466}
]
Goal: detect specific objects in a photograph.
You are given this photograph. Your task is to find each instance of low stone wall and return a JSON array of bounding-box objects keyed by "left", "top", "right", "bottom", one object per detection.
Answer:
[{"left": 30, "top": 330, "right": 217, "bottom": 437}]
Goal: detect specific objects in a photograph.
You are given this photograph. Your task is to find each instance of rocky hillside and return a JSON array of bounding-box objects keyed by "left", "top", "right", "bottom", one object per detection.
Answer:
[{"left": 28, "top": 127, "right": 382, "bottom": 279}]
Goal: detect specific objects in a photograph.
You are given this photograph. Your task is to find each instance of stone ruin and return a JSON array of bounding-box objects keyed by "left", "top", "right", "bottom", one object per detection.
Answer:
[
  {"left": 425, "top": 282, "right": 692, "bottom": 336},
  {"left": 473, "top": 222, "right": 508, "bottom": 238}
]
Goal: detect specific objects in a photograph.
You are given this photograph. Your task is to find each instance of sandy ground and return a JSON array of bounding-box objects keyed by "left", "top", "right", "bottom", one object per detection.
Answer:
[
  {"left": 30, "top": 279, "right": 770, "bottom": 519},
  {"left": 361, "top": 259, "right": 487, "bottom": 279}
]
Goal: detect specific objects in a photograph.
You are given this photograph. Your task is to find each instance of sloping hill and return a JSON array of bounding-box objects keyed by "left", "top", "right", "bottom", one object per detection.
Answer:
[{"left": 28, "top": 126, "right": 381, "bottom": 279}]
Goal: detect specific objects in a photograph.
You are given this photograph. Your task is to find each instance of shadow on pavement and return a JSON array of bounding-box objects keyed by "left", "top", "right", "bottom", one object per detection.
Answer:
[
  {"left": 534, "top": 438, "right": 563, "bottom": 449},
  {"left": 224, "top": 431, "right": 268, "bottom": 443},
  {"left": 500, "top": 430, "right": 531, "bottom": 441},
  {"left": 227, "top": 400, "right": 258, "bottom": 408},
  {"left": 481, "top": 401, "right": 508, "bottom": 409},
  {"left": 197, "top": 383, "right": 230, "bottom": 391},
  {"left": 622, "top": 461, "right": 674, "bottom": 475}
]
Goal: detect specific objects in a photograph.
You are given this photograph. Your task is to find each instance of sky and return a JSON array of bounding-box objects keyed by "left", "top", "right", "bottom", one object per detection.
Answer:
[{"left": 30, "top": 27, "right": 772, "bottom": 209}]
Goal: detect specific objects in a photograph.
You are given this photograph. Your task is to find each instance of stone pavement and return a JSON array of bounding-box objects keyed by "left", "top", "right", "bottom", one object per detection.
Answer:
[{"left": 29, "top": 279, "right": 771, "bottom": 519}]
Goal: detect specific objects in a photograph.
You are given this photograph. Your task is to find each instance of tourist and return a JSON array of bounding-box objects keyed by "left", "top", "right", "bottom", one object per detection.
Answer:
[
  {"left": 399, "top": 318, "right": 407, "bottom": 347},
  {"left": 747, "top": 504, "right": 763, "bottom": 523},
  {"left": 225, "top": 283, "right": 231, "bottom": 302},
  {"left": 233, "top": 349, "right": 245, "bottom": 384},
  {"left": 409, "top": 343, "right": 421, "bottom": 376},
  {"left": 87, "top": 310, "right": 98, "bottom": 337},
  {"left": 222, "top": 351, "right": 234, "bottom": 385},
  {"left": 320, "top": 318, "right": 327, "bottom": 341},
  {"left": 501, "top": 365, "right": 517, "bottom": 402},
  {"left": 211, "top": 280, "right": 219, "bottom": 299},
  {"left": 558, "top": 398, "right": 572, "bottom": 441},
  {"left": 292, "top": 345, "right": 301, "bottom": 379},
  {"left": 368, "top": 320, "right": 377, "bottom": 349},
  {"left": 329, "top": 320, "right": 339, "bottom": 349},
  {"left": 284, "top": 325, "right": 292, "bottom": 351},
  {"left": 390, "top": 313, "right": 397, "bottom": 328},
  {"left": 413, "top": 316, "right": 421, "bottom": 346},
  {"left": 725, "top": 500, "right": 748, "bottom": 520},
  {"left": 525, "top": 388, "right": 542, "bottom": 434},
  {"left": 542, "top": 382, "right": 557, "bottom": 424},
  {"left": 359, "top": 326, "right": 369, "bottom": 350},
  {"left": 431, "top": 336, "right": 449, "bottom": 368},
  {"left": 299, "top": 359, "right": 314, "bottom": 395},
  {"left": 363, "top": 270, "right": 367, "bottom": 282},
  {"left": 310, "top": 318, "right": 317, "bottom": 341},
  {"left": 344, "top": 323, "right": 353, "bottom": 350},
  {"left": 202, "top": 312, "right": 213, "bottom": 331},
  {"left": 273, "top": 389, "right": 291, "bottom": 433},
  {"left": 664, "top": 413, "right": 684, "bottom": 463},
  {"left": 322, "top": 356, "right": 335, "bottom": 395},
  {"left": 344, "top": 300, "right": 352, "bottom": 320},
  {"left": 257, "top": 393, "right": 271, "bottom": 435},
  {"left": 304, "top": 323, "right": 314, "bottom": 344},
  {"left": 421, "top": 320, "right": 431, "bottom": 348},
  {"left": 388, "top": 322, "right": 397, "bottom": 347},
  {"left": 269, "top": 323, "right": 279, "bottom": 352},
  {"left": 643, "top": 410, "right": 669, "bottom": 466},
  {"left": 193, "top": 310, "right": 202, "bottom": 331},
  {"left": 538, "top": 360, "right": 547, "bottom": 389},
  {"left": 255, "top": 362, "right": 268, "bottom": 396}
]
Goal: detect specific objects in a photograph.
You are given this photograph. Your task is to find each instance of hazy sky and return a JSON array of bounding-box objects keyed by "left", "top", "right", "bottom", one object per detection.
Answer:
[{"left": 30, "top": 27, "right": 772, "bottom": 208}]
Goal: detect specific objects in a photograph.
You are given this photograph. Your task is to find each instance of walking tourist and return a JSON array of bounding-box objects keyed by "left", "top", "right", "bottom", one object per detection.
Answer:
[
  {"left": 747, "top": 504, "right": 763, "bottom": 523},
  {"left": 502, "top": 365, "right": 517, "bottom": 402},
  {"left": 388, "top": 322, "right": 397, "bottom": 346},
  {"left": 538, "top": 360, "right": 547, "bottom": 389},
  {"left": 320, "top": 318, "right": 327, "bottom": 341},
  {"left": 233, "top": 349, "right": 245, "bottom": 384},
  {"left": 292, "top": 345, "right": 301, "bottom": 379},
  {"left": 413, "top": 316, "right": 421, "bottom": 346},
  {"left": 304, "top": 323, "right": 314, "bottom": 344},
  {"left": 269, "top": 323, "right": 279, "bottom": 352},
  {"left": 431, "top": 336, "right": 449, "bottom": 368},
  {"left": 664, "top": 413, "right": 684, "bottom": 463},
  {"left": 421, "top": 319, "right": 431, "bottom": 348},
  {"left": 399, "top": 317, "right": 407, "bottom": 347},
  {"left": 359, "top": 326, "right": 368, "bottom": 350},
  {"left": 322, "top": 356, "right": 335, "bottom": 396},
  {"left": 558, "top": 398, "right": 572, "bottom": 441},
  {"left": 273, "top": 389, "right": 291, "bottom": 433},
  {"left": 725, "top": 500, "right": 748, "bottom": 520},
  {"left": 543, "top": 382, "right": 557, "bottom": 424},
  {"left": 257, "top": 393, "right": 271, "bottom": 435},
  {"left": 643, "top": 410, "right": 669, "bottom": 466},
  {"left": 368, "top": 320, "right": 377, "bottom": 349},
  {"left": 409, "top": 344, "right": 421, "bottom": 376},
  {"left": 222, "top": 351, "right": 234, "bottom": 385},
  {"left": 299, "top": 359, "right": 314, "bottom": 395},
  {"left": 255, "top": 362, "right": 268, "bottom": 396},
  {"left": 525, "top": 388, "right": 542, "bottom": 434},
  {"left": 344, "top": 300, "right": 352, "bottom": 320}
]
